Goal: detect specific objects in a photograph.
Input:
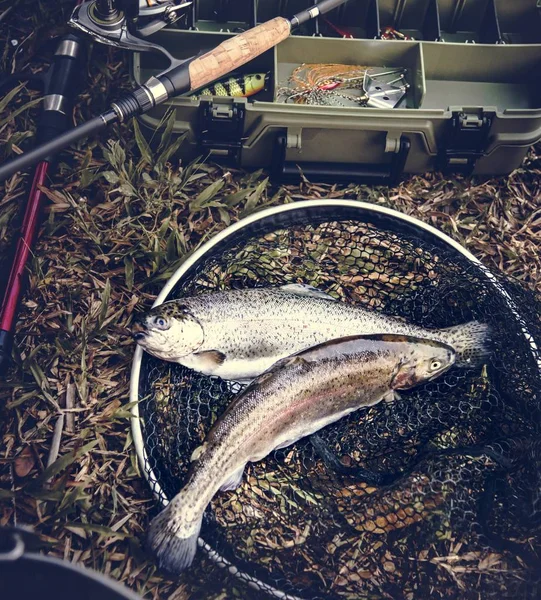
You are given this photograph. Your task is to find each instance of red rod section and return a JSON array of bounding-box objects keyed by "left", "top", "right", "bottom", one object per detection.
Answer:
[{"left": 0, "top": 161, "right": 49, "bottom": 332}]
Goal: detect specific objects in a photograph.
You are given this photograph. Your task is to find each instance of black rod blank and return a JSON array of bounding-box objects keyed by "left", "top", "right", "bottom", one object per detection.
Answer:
[{"left": 0, "top": 113, "right": 116, "bottom": 182}]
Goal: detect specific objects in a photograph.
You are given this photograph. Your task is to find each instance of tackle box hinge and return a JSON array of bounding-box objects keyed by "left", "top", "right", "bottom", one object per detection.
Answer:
[
  {"left": 438, "top": 110, "right": 495, "bottom": 175},
  {"left": 198, "top": 99, "right": 246, "bottom": 164}
]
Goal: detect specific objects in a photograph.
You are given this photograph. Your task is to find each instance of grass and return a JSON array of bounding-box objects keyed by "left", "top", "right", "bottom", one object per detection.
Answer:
[{"left": 0, "top": 1, "right": 540, "bottom": 599}]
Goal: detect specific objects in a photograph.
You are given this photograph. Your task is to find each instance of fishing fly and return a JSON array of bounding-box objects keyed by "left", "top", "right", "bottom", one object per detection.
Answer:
[{"left": 277, "top": 63, "right": 410, "bottom": 108}]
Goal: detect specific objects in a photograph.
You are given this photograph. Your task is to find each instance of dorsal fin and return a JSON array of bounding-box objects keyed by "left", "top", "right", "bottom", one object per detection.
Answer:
[{"left": 279, "top": 283, "right": 337, "bottom": 301}]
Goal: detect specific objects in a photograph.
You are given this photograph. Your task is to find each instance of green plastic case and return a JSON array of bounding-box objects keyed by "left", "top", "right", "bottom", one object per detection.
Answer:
[{"left": 131, "top": 0, "right": 541, "bottom": 183}]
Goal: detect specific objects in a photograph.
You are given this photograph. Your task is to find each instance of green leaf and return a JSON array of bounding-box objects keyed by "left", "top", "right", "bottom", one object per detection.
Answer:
[
  {"left": 245, "top": 169, "right": 264, "bottom": 186},
  {"left": 0, "top": 97, "right": 42, "bottom": 129},
  {"left": 157, "top": 109, "right": 177, "bottom": 154},
  {"left": 218, "top": 207, "right": 231, "bottom": 226},
  {"left": 166, "top": 231, "right": 177, "bottom": 262},
  {"left": 64, "top": 522, "right": 129, "bottom": 538},
  {"left": 132, "top": 118, "right": 153, "bottom": 165},
  {"left": 190, "top": 178, "right": 225, "bottom": 211},
  {"left": 224, "top": 187, "right": 253, "bottom": 207},
  {"left": 104, "top": 141, "right": 126, "bottom": 172},
  {"left": 7, "top": 389, "right": 40, "bottom": 409},
  {"left": 25, "top": 355, "right": 50, "bottom": 392},
  {"left": 101, "top": 171, "right": 120, "bottom": 185},
  {"left": 4, "top": 130, "right": 33, "bottom": 156},
  {"left": 157, "top": 217, "right": 171, "bottom": 239},
  {"left": 156, "top": 132, "right": 187, "bottom": 170},
  {"left": 241, "top": 177, "right": 269, "bottom": 216},
  {"left": 0, "top": 83, "right": 26, "bottom": 113},
  {"left": 79, "top": 168, "right": 100, "bottom": 189},
  {"left": 30, "top": 439, "right": 99, "bottom": 486},
  {"left": 119, "top": 182, "right": 136, "bottom": 197}
]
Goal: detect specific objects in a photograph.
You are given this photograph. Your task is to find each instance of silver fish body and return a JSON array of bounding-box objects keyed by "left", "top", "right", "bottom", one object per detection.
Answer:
[
  {"left": 147, "top": 334, "right": 456, "bottom": 574},
  {"left": 133, "top": 285, "right": 490, "bottom": 381}
]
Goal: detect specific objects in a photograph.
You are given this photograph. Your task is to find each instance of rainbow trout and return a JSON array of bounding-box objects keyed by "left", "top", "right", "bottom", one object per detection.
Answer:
[
  {"left": 133, "top": 284, "right": 489, "bottom": 382},
  {"left": 147, "top": 334, "right": 455, "bottom": 574}
]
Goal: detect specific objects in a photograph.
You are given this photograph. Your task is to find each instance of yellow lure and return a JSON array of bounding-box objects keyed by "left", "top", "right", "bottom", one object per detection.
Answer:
[{"left": 196, "top": 73, "right": 267, "bottom": 98}]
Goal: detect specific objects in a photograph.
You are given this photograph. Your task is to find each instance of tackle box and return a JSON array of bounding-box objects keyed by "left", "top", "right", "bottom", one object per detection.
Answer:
[{"left": 131, "top": 0, "right": 541, "bottom": 183}]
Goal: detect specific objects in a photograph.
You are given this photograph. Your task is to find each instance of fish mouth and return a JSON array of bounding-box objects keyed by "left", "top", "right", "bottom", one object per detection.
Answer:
[{"left": 131, "top": 321, "right": 148, "bottom": 342}]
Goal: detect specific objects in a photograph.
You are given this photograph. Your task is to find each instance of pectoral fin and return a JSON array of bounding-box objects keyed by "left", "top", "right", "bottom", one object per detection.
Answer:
[
  {"left": 192, "top": 349, "right": 226, "bottom": 371},
  {"left": 219, "top": 466, "right": 245, "bottom": 491},
  {"left": 190, "top": 443, "right": 207, "bottom": 462},
  {"left": 391, "top": 360, "right": 417, "bottom": 390},
  {"left": 382, "top": 390, "right": 401, "bottom": 403},
  {"left": 274, "top": 436, "right": 301, "bottom": 451}
]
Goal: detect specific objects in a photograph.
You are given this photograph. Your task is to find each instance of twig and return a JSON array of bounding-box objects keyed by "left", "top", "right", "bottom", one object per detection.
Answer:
[
  {"left": 46, "top": 414, "right": 65, "bottom": 474},
  {"left": 0, "top": 6, "right": 13, "bottom": 24},
  {"left": 65, "top": 382, "right": 76, "bottom": 433}
]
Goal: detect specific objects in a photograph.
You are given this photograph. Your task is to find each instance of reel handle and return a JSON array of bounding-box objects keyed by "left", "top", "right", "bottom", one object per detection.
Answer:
[{"left": 188, "top": 17, "right": 291, "bottom": 91}]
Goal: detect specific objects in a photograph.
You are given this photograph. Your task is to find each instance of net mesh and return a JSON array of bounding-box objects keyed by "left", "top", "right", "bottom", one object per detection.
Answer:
[{"left": 137, "top": 209, "right": 541, "bottom": 599}]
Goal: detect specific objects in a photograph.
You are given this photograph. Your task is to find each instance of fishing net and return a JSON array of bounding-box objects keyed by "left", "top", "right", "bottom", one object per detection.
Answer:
[{"left": 133, "top": 202, "right": 541, "bottom": 600}]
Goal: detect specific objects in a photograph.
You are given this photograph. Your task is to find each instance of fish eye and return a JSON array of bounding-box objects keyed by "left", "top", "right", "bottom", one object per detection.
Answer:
[
  {"left": 430, "top": 360, "right": 442, "bottom": 371},
  {"left": 154, "top": 316, "right": 168, "bottom": 329},
  {"left": 255, "top": 74, "right": 262, "bottom": 80}
]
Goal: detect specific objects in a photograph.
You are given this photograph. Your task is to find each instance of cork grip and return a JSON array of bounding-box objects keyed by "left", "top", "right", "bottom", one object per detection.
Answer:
[{"left": 189, "top": 17, "right": 291, "bottom": 91}]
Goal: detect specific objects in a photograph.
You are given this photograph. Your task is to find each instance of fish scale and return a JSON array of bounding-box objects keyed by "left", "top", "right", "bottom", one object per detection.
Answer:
[{"left": 147, "top": 334, "right": 456, "bottom": 575}]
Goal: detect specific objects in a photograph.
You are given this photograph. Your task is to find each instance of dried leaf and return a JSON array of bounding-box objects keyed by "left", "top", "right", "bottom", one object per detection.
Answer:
[
  {"left": 14, "top": 446, "right": 35, "bottom": 478},
  {"left": 124, "top": 256, "right": 134, "bottom": 291},
  {"left": 98, "top": 278, "right": 111, "bottom": 329}
]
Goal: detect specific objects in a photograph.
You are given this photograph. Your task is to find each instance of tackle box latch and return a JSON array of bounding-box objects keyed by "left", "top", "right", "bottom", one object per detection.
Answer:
[
  {"left": 438, "top": 110, "right": 495, "bottom": 175},
  {"left": 198, "top": 99, "right": 246, "bottom": 164},
  {"left": 271, "top": 132, "right": 411, "bottom": 185}
]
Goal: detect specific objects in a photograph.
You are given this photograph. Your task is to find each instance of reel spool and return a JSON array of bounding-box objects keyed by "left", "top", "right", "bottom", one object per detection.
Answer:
[{"left": 130, "top": 200, "right": 541, "bottom": 599}]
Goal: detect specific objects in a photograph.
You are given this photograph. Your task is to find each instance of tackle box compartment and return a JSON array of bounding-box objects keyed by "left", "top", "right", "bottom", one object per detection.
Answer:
[{"left": 131, "top": 0, "right": 541, "bottom": 182}]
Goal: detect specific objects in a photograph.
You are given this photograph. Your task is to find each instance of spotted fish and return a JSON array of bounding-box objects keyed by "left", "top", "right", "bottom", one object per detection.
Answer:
[
  {"left": 132, "top": 284, "right": 490, "bottom": 382},
  {"left": 147, "top": 334, "right": 456, "bottom": 574}
]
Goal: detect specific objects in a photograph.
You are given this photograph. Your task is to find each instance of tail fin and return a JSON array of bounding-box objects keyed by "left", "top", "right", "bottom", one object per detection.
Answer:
[
  {"left": 440, "top": 321, "right": 492, "bottom": 368},
  {"left": 147, "top": 501, "right": 203, "bottom": 575}
]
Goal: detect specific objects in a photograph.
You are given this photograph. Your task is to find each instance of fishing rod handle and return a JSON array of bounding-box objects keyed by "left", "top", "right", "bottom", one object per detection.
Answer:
[
  {"left": 38, "top": 33, "right": 86, "bottom": 151},
  {"left": 188, "top": 17, "right": 291, "bottom": 91}
]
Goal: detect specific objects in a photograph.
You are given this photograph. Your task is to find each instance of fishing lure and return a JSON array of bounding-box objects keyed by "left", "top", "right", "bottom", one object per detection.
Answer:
[
  {"left": 277, "top": 64, "right": 409, "bottom": 108},
  {"left": 381, "top": 26, "right": 413, "bottom": 40},
  {"left": 277, "top": 63, "right": 369, "bottom": 106},
  {"left": 194, "top": 73, "right": 267, "bottom": 98}
]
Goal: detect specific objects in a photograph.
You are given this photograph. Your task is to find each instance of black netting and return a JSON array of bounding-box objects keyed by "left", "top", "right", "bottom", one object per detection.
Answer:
[{"left": 137, "top": 209, "right": 541, "bottom": 600}]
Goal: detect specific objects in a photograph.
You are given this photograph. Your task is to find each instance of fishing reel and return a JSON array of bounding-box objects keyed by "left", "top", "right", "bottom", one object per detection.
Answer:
[{"left": 70, "top": 0, "right": 192, "bottom": 58}]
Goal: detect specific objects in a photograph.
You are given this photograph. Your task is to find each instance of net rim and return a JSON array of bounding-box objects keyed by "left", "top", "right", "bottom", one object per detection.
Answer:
[{"left": 128, "top": 199, "right": 539, "bottom": 598}]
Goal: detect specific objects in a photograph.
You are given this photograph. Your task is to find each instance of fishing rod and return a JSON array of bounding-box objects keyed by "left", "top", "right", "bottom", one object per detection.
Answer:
[
  {"left": 0, "top": 17, "right": 87, "bottom": 374},
  {"left": 0, "top": 0, "right": 350, "bottom": 183}
]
